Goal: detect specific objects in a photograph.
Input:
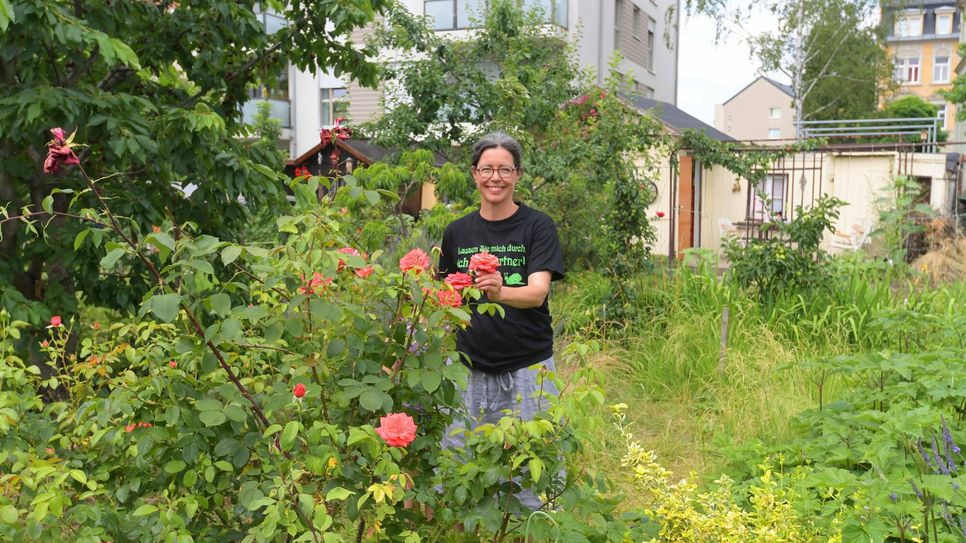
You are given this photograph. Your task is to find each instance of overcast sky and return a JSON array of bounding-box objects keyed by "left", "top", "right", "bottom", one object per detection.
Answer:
[{"left": 676, "top": 9, "right": 780, "bottom": 126}]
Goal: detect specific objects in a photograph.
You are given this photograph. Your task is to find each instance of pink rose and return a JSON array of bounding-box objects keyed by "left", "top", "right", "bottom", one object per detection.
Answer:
[
  {"left": 444, "top": 272, "right": 473, "bottom": 291},
  {"left": 337, "top": 247, "right": 361, "bottom": 272},
  {"left": 168, "top": 361, "right": 177, "bottom": 368},
  {"left": 293, "top": 383, "right": 306, "bottom": 399},
  {"left": 399, "top": 248, "right": 430, "bottom": 275},
  {"left": 436, "top": 289, "right": 462, "bottom": 308},
  {"left": 50, "top": 315, "right": 62, "bottom": 327},
  {"left": 375, "top": 413, "right": 417, "bottom": 447},
  {"left": 298, "top": 272, "right": 331, "bottom": 295},
  {"left": 468, "top": 252, "right": 500, "bottom": 275},
  {"left": 355, "top": 266, "right": 374, "bottom": 278}
]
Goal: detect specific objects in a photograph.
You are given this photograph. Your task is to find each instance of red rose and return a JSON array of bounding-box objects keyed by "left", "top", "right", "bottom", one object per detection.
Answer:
[
  {"left": 399, "top": 248, "right": 430, "bottom": 274},
  {"left": 656, "top": 211, "right": 665, "bottom": 218},
  {"left": 355, "top": 266, "right": 374, "bottom": 278},
  {"left": 436, "top": 289, "right": 462, "bottom": 308},
  {"left": 444, "top": 272, "right": 473, "bottom": 291},
  {"left": 468, "top": 252, "right": 500, "bottom": 275},
  {"left": 168, "top": 361, "right": 177, "bottom": 368},
  {"left": 375, "top": 413, "right": 417, "bottom": 447},
  {"left": 293, "top": 383, "right": 306, "bottom": 399},
  {"left": 50, "top": 315, "right": 62, "bottom": 327}
]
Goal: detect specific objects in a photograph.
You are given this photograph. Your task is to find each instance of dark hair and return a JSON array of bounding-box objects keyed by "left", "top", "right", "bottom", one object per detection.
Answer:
[{"left": 470, "top": 131, "right": 523, "bottom": 168}]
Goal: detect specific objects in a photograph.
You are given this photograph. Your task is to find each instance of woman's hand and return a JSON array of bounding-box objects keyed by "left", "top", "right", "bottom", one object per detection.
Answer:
[{"left": 474, "top": 271, "right": 503, "bottom": 302}]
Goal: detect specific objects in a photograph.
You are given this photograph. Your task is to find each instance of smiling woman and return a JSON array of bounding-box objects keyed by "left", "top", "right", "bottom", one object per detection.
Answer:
[{"left": 437, "top": 131, "right": 566, "bottom": 510}]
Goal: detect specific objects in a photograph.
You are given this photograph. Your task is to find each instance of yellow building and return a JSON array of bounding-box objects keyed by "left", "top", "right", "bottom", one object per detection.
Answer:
[{"left": 883, "top": 0, "right": 960, "bottom": 132}]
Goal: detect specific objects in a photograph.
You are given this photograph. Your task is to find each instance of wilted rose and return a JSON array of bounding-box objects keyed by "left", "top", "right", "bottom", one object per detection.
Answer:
[
  {"left": 399, "top": 248, "right": 430, "bottom": 274},
  {"left": 43, "top": 127, "right": 80, "bottom": 175},
  {"left": 375, "top": 413, "right": 417, "bottom": 447}
]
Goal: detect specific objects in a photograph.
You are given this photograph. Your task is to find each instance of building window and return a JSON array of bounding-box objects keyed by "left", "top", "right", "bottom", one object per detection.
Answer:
[
  {"left": 647, "top": 17, "right": 656, "bottom": 70},
  {"left": 614, "top": 0, "right": 624, "bottom": 50},
  {"left": 934, "top": 56, "right": 950, "bottom": 83},
  {"left": 634, "top": 80, "right": 654, "bottom": 98},
  {"left": 425, "top": 0, "right": 564, "bottom": 30},
  {"left": 752, "top": 174, "right": 787, "bottom": 220},
  {"left": 255, "top": 11, "right": 288, "bottom": 34},
  {"left": 321, "top": 88, "right": 349, "bottom": 127},
  {"left": 936, "top": 12, "right": 954, "bottom": 35},
  {"left": 632, "top": 7, "right": 641, "bottom": 40},
  {"left": 894, "top": 57, "right": 920, "bottom": 84},
  {"left": 894, "top": 12, "right": 923, "bottom": 37},
  {"left": 767, "top": 128, "right": 781, "bottom": 139},
  {"left": 932, "top": 102, "right": 948, "bottom": 127},
  {"left": 769, "top": 107, "right": 781, "bottom": 119}
]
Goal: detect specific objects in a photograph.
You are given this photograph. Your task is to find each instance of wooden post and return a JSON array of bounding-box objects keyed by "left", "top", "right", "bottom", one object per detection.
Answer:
[{"left": 718, "top": 306, "right": 729, "bottom": 378}]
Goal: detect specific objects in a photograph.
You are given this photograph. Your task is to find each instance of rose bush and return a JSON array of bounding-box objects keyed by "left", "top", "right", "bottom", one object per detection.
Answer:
[{"left": 0, "top": 132, "right": 618, "bottom": 542}]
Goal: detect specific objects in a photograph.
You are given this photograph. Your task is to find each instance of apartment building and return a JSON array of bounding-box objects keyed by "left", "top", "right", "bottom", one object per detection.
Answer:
[
  {"left": 713, "top": 76, "right": 797, "bottom": 143},
  {"left": 245, "top": 1, "right": 680, "bottom": 158},
  {"left": 883, "top": 0, "right": 960, "bottom": 132}
]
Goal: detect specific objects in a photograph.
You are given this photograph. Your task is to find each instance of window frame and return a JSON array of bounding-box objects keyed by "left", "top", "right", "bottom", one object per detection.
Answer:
[
  {"left": 751, "top": 173, "right": 788, "bottom": 221},
  {"left": 894, "top": 56, "right": 921, "bottom": 84},
  {"left": 320, "top": 87, "right": 350, "bottom": 128},
  {"left": 769, "top": 107, "right": 782, "bottom": 119},
  {"left": 933, "top": 55, "right": 950, "bottom": 83},
  {"left": 936, "top": 12, "right": 954, "bottom": 35},
  {"left": 894, "top": 12, "right": 923, "bottom": 38}
]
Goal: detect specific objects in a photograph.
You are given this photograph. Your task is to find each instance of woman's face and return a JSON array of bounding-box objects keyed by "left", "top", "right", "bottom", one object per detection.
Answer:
[{"left": 472, "top": 147, "right": 519, "bottom": 208}]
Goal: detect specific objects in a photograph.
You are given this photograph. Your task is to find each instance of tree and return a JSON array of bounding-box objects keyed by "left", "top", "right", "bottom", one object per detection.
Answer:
[
  {"left": 0, "top": 0, "right": 389, "bottom": 325},
  {"left": 366, "top": 0, "right": 668, "bottom": 271},
  {"left": 682, "top": 0, "right": 887, "bottom": 131}
]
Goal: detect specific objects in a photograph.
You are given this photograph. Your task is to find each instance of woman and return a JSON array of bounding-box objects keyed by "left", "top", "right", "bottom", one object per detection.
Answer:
[{"left": 437, "top": 131, "right": 565, "bottom": 509}]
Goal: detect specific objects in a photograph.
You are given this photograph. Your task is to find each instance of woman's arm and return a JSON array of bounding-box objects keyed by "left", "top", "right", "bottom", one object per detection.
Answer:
[{"left": 474, "top": 270, "right": 551, "bottom": 309}]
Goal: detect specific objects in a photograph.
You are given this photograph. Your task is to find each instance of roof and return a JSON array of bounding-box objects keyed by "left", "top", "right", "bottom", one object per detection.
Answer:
[
  {"left": 626, "top": 95, "right": 736, "bottom": 142},
  {"left": 287, "top": 137, "right": 446, "bottom": 168},
  {"left": 721, "top": 76, "right": 795, "bottom": 106}
]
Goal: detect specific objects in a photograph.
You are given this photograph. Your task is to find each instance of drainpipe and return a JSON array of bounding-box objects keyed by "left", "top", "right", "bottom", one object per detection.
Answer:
[{"left": 598, "top": 0, "right": 605, "bottom": 85}]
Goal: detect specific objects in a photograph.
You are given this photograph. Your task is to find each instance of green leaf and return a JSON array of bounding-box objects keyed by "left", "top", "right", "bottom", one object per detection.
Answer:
[
  {"left": 263, "top": 424, "right": 283, "bottom": 438},
  {"left": 221, "top": 245, "right": 243, "bottom": 266},
  {"left": 133, "top": 504, "right": 158, "bottom": 517},
  {"left": 528, "top": 458, "right": 543, "bottom": 483},
  {"left": 421, "top": 370, "right": 441, "bottom": 393},
  {"left": 149, "top": 232, "right": 176, "bottom": 251},
  {"left": 73, "top": 229, "right": 89, "bottom": 250},
  {"left": 359, "top": 389, "right": 384, "bottom": 412},
  {"left": 164, "top": 460, "right": 187, "bottom": 474},
  {"left": 221, "top": 318, "right": 242, "bottom": 341},
  {"left": 208, "top": 293, "right": 231, "bottom": 316},
  {"left": 151, "top": 294, "right": 182, "bottom": 322},
  {"left": 100, "top": 248, "right": 126, "bottom": 269},
  {"left": 0, "top": 0, "right": 13, "bottom": 32},
  {"left": 281, "top": 421, "right": 301, "bottom": 450},
  {"left": 199, "top": 410, "right": 227, "bottom": 427},
  {"left": 325, "top": 487, "right": 354, "bottom": 501},
  {"left": 0, "top": 504, "right": 17, "bottom": 524},
  {"left": 41, "top": 195, "right": 53, "bottom": 214},
  {"left": 68, "top": 470, "right": 87, "bottom": 485},
  {"left": 195, "top": 399, "right": 223, "bottom": 411}
]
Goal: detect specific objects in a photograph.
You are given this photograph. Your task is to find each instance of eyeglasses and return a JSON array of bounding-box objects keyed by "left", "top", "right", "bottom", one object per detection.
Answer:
[{"left": 474, "top": 166, "right": 518, "bottom": 179}]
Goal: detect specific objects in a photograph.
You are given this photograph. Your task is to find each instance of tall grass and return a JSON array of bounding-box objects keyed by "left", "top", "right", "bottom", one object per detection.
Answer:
[{"left": 552, "top": 260, "right": 966, "bottom": 500}]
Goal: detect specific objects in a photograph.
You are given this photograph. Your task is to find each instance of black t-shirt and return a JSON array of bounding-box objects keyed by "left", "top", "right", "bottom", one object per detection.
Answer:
[{"left": 439, "top": 204, "right": 565, "bottom": 374}]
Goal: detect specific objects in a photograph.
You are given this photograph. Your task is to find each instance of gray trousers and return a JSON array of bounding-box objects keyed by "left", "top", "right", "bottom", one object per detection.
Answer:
[{"left": 442, "top": 357, "right": 560, "bottom": 510}]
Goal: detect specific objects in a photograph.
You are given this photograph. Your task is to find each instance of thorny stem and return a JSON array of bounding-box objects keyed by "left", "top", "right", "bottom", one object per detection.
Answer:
[
  {"left": 76, "top": 166, "right": 324, "bottom": 541},
  {"left": 78, "top": 165, "right": 274, "bottom": 428}
]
